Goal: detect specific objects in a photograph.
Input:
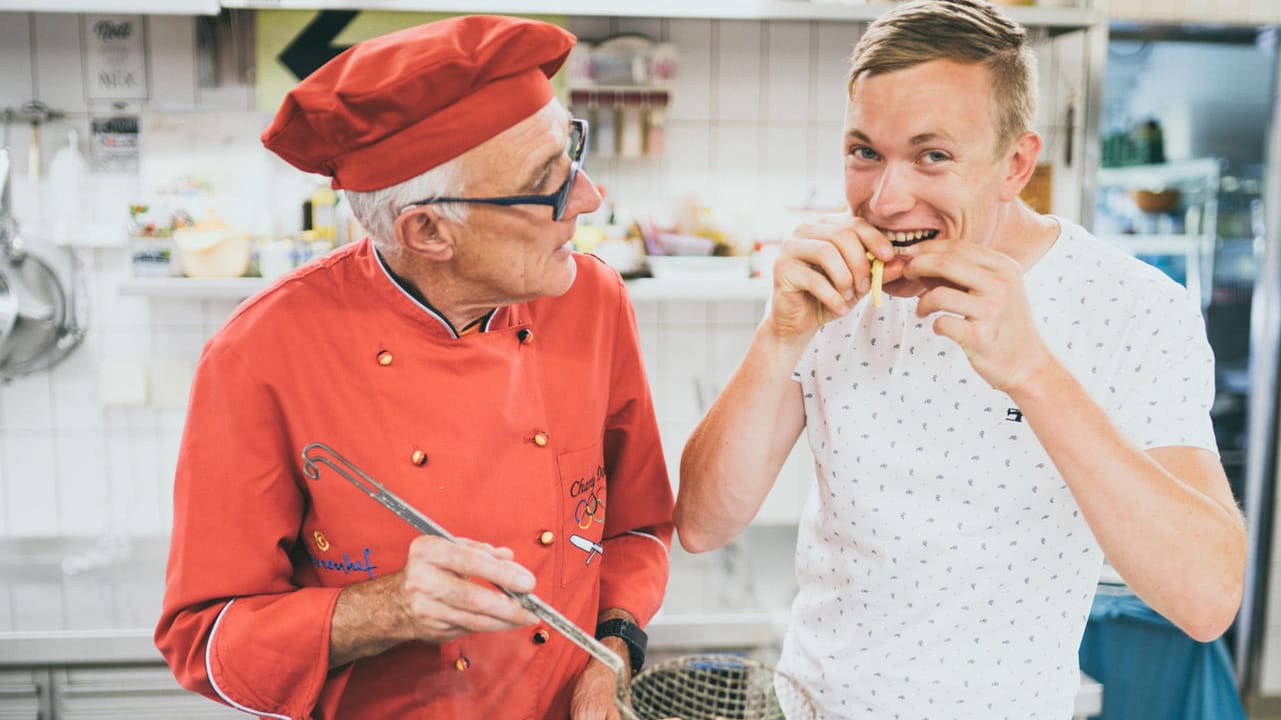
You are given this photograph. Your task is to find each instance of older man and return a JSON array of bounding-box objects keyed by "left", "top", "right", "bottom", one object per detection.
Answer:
[{"left": 155, "top": 15, "right": 673, "bottom": 720}]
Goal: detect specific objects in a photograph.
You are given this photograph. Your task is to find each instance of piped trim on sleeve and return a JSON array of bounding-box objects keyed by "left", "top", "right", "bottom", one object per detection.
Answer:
[{"left": 205, "top": 599, "right": 294, "bottom": 720}]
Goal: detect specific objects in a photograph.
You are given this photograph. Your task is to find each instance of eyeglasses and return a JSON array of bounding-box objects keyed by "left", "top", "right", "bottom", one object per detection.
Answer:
[{"left": 400, "top": 118, "right": 588, "bottom": 221}]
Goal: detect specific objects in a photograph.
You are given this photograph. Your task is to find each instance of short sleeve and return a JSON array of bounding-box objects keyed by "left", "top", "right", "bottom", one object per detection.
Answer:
[{"left": 1111, "top": 289, "right": 1218, "bottom": 453}]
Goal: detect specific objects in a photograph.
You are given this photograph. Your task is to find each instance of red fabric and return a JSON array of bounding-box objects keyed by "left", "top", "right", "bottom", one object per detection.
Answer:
[
  {"left": 155, "top": 243, "right": 673, "bottom": 719},
  {"left": 261, "top": 15, "right": 575, "bottom": 191}
]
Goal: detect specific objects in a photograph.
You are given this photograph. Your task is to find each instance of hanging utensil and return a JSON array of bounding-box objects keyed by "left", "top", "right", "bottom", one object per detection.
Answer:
[{"left": 0, "top": 147, "right": 87, "bottom": 382}]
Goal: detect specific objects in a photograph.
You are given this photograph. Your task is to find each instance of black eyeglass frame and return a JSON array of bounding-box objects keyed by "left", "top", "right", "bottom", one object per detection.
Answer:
[{"left": 398, "top": 118, "right": 588, "bottom": 221}]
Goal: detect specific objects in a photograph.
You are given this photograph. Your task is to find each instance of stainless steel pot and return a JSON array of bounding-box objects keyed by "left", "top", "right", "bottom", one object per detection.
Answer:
[{"left": 0, "top": 148, "right": 85, "bottom": 381}]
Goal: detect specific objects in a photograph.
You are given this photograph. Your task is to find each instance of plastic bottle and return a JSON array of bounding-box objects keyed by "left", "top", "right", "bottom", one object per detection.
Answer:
[
  {"left": 310, "top": 183, "right": 337, "bottom": 241},
  {"left": 45, "top": 129, "right": 89, "bottom": 245}
]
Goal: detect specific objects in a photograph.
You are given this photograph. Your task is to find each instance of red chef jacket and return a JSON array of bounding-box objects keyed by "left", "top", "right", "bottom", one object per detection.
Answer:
[{"left": 155, "top": 240, "right": 674, "bottom": 719}]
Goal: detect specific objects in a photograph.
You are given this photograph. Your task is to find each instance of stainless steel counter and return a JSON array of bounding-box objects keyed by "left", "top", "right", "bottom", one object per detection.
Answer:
[{"left": 0, "top": 536, "right": 168, "bottom": 666}]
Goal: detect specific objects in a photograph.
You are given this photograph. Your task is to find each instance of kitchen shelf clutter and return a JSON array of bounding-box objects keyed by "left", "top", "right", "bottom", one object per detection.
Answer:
[
  {"left": 1095, "top": 158, "right": 1223, "bottom": 309},
  {"left": 213, "top": 0, "right": 1102, "bottom": 32},
  {"left": 117, "top": 275, "right": 772, "bottom": 301}
]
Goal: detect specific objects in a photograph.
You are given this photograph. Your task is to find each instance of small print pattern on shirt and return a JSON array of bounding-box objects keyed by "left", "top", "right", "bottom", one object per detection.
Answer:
[{"left": 782, "top": 218, "right": 1216, "bottom": 719}]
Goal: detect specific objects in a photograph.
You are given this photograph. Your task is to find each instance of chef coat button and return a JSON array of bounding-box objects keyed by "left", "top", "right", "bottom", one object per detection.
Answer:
[
  {"left": 538, "top": 530, "right": 555, "bottom": 546},
  {"left": 518, "top": 328, "right": 534, "bottom": 345},
  {"left": 532, "top": 629, "right": 549, "bottom": 645},
  {"left": 411, "top": 449, "right": 427, "bottom": 466},
  {"left": 533, "top": 432, "right": 548, "bottom": 447},
  {"left": 377, "top": 350, "right": 393, "bottom": 366},
  {"left": 454, "top": 656, "right": 470, "bottom": 672}
]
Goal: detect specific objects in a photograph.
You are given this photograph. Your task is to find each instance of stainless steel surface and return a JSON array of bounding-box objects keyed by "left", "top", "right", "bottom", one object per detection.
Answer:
[
  {"left": 1076, "top": 673, "right": 1104, "bottom": 718},
  {"left": 1238, "top": 47, "right": 1281, "bottom": 693},
  {"left": 0, "top": 537, "right": 168, "bottom": 666}
]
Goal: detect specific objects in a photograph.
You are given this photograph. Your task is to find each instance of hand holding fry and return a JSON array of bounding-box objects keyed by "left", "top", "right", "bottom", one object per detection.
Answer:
[{"left": 768, "top": 214, "right": 896, "bottom": 340}]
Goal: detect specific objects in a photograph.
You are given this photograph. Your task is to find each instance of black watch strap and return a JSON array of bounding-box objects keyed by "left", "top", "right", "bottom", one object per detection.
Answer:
[{"left": 595, "top": 618, "right": 648, "bottom": 674}]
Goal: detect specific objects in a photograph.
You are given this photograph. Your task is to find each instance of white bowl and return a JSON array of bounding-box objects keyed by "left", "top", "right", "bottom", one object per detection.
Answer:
[{"left": 647, "top": 255, "right": 751, "bottom": 281}]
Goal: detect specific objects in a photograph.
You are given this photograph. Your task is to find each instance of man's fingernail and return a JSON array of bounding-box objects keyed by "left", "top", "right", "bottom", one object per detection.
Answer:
[
  {"left": 857, "top": 277, "right": 871, "bottom": 293},
  {"left": 844, "top": 289, "right": 856, "bottom": 302}
]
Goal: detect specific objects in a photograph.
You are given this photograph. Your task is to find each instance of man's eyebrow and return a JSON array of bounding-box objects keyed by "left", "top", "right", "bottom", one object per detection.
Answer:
[
  {"left": 846, "top": 129, "right": 958, "bottom": 147},
  {"left": 908, "top": 131, "right": 958, "bottom": 146},
  {"left": 846, "top": 129, "right": 872, "bottom": 144}
]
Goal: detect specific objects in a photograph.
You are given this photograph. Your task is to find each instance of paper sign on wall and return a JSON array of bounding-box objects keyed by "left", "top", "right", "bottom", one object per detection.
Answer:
[
  {"left": 255, "top": 11, "right": 568, "bottom": 112},
  {"left": 83, "top": 15, "right": 148, "bottom": 101}
]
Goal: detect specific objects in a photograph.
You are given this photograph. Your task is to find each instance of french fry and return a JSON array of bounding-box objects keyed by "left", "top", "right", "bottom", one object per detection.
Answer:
[{"left": 866, "top": 252, "right": 883, "bottom": 307}]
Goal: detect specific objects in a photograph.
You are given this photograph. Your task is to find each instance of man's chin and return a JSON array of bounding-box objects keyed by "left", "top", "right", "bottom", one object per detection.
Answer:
[{"left": 882, "top": 278, "right": 926, "bottom": 298}]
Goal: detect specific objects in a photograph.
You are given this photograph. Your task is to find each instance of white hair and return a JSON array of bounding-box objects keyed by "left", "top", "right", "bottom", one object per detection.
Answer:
[{"left": 344, "top": 156, "right": 469, "bottom": 253}]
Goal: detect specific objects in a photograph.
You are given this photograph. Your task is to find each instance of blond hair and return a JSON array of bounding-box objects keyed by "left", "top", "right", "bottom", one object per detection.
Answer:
[{"left": 848, "top": 0, "right": 1037, "bottom": 155}]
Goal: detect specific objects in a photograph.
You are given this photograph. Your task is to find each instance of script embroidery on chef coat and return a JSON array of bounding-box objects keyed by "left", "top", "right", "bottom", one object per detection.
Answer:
[{"left": 306, "top": 546, "right": 379, "bottom": 580}]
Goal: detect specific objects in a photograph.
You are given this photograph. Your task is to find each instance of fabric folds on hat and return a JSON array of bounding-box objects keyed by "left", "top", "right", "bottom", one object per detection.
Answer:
[{"left": 262, "top": 15, "right": 575, "bottom": 192}]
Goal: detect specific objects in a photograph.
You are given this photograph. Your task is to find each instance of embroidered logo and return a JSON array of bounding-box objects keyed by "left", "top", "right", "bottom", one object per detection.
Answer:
[
  {"left": 569, "top": 465, "right": 607, "bottom": 566},
  {"left": 1006, "top": 408, "right": 1024, "bottom": 423},
  {"left": 313, "top": 530, "right": 330, "bottom": 552},
  {"left": 569, "top": 534, "right": 603, "bottom": 564},
  {"left": 307, "top": 546, "right": 379, "bottom": 580},
  {"left": 571, "top": 465, "right": 607, "bottom": 530}
]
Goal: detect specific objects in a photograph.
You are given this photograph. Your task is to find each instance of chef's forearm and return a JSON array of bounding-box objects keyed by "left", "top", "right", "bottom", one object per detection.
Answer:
[{"left": 328, "top": 572, "right": 414, "bottom": 668}]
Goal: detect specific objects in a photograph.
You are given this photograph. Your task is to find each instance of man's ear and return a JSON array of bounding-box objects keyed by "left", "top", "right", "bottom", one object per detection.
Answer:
[
  {"left": 999, "top": 130, "right": 1043, "bottom": 202},
  {"left": 394, "top": 207, "right": 455, "bottom": 261}
]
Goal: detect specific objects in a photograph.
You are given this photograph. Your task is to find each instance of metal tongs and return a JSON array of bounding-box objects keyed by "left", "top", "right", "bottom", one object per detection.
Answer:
[{"left": 300, "top": 442, "right": 642, "bottom": 720}]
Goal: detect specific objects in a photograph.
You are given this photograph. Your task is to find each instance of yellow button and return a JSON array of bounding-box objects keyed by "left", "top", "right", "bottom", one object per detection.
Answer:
[
  {"left": 411, "top": 449, "right": 427, "bottom": 466},
  {"left": 377, "top": 350, "right": 393, "bottom": 366},
  {"left": 538, "top": 530, "right": 554, "bottom": 546},
  {"left": 533, "top": 432, "right": 548, "bottom": 447},
  {"left": 454, "top": 656, "right": 470, "bottom": 672}
]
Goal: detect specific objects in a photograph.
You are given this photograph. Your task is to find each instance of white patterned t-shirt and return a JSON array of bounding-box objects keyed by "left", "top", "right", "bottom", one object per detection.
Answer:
[{"left": 783, "top": 218, "right": 1217, "bottom": 719}]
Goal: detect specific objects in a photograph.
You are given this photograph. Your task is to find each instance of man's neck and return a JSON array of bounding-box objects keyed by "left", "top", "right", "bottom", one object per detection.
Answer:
[
  {"left": 381, "top": 252, "right": 496, "bottom": 333},
  {"left": 992, "top": 203, "right": 1060, "bottom": 272}
]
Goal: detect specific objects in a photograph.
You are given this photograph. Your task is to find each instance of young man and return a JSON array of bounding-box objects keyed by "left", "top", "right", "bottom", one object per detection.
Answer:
[
  {"left": 677, "top": 0, "right": 1245, "bottom": 717},
  {"left": 155, "top": 16, "right": 672, "bottom": 720}
]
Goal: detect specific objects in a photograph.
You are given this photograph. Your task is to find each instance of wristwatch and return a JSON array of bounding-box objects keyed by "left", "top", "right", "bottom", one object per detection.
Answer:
[{"left": 595, "top": 618, "right": 648, "bottom": 674}]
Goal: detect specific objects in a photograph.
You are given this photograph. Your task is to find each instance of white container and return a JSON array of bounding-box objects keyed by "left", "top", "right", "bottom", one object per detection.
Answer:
[
  {"left": 173, "top": 227, "right": 251, "bottom": 278},
  {"left": 258, "top": 239, "right": 295, "bottom": 280}
]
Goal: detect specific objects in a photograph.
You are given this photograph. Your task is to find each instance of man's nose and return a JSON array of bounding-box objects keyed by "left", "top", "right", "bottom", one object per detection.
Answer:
[
  {"left": 869, "top": 164, "right": 916, "bottom": 217},
  {"left": 567, "top": 170, "right": 603, "bottom": 218}
]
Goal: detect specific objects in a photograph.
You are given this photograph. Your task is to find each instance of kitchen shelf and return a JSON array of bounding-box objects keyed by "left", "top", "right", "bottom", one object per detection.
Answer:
[
  {"left": 626, "top": 277, "right": 769, "bottom": 301},
  {"left": 118, "top": 277, "right": 268, "bottom": 300},
  {"left": 1095, "top": 157, "right": 1222, "bottom": 309},
  {"left": 216, "top": 0, "right": 1103, "bottom": 32},
  {"left": 0, "top": 0, "right": 219, "bottom": 12},
  {"left": 117, "top": 276, "right": 771, "bottom": 301},
  {"left": 1097, "top": 158, "right": 1225, "bottom": 190}
]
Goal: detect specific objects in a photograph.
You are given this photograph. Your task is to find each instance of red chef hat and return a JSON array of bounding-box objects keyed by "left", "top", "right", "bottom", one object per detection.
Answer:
[{"left": 261, "top": 15, "right": 575, "bottom": 192}]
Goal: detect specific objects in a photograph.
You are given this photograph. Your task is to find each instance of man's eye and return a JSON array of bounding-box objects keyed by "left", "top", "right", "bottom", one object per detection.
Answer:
[
  {"left": 922, "top": 150, "right": 951, "bottom": 164},
  {"left": 848, "top": 146, "right": 879, "bottom": 161}
]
